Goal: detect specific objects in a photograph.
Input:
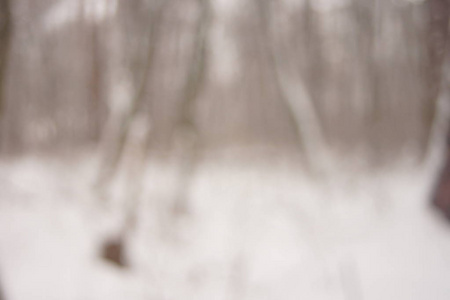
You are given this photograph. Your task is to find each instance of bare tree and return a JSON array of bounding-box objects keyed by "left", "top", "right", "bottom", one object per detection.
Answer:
[
  {"left": 0, "top": 0, "right": 12, "bottom": 149},
  {"left": 96, "top": 0, "right": 168, "bottom": 190},
  {"left": 423, "top": 0, "right": 450, "bottom": 158},
  {"left": 254, "top": 0, "right": 329, "bottom": 174},
  {"left": 96, "top": 0, "right": 172, "bottom": 266},
  {"left": 171, "top": 0, "right": 211, "bottom": 216},
  {"left": 428, "top": 0, "right": 450, "bottom": 219},
  {"left": 86, "top": 16, "right": 104, "bottom": 142}
]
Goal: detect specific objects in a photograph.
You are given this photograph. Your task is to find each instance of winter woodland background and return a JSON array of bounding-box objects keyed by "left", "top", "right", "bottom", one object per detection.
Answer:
[{"left": 0, "top": 0, "right": 450, "bottom": 299}]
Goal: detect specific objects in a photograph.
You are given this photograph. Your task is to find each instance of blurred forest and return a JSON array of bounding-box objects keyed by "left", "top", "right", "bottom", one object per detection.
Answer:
[
  {"left": 1, "top": 1, "right": 450, "bottom": 299},
  {"left": 0, "top": 0, "right": 448, "bottom": 171}
]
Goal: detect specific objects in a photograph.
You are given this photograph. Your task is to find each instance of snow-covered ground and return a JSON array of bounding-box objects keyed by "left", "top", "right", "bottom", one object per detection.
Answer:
[{"left": 0, "top": 151, "right": 450, "bottom": 300}]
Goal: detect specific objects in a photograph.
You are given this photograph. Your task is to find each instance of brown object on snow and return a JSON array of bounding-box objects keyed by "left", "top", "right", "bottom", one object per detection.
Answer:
[{"left": 101, "top": 238, "right": 127, "bottom": 268}]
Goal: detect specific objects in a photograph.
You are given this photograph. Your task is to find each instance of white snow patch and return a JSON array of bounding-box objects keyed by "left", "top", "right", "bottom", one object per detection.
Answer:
[{"left": 0, "top": 152, "right": 449, "bottom": 299}]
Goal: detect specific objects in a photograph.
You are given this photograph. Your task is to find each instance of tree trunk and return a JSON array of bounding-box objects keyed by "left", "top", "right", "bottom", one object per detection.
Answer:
[
  {"left": 96, "top": 1, "right": 167, "bottom": 189},
  {"left": 428, "top": 0, "right": 450, "bottom": 218},
  {"left": 255, "top": 0, "right": 329, "bottom": 174},
  {"left": 170, "top": 0, "right": 211, "bottom": 217},
  {"left": 0, "top": 0, "right": 12, "bottom": 151},
  {"left": 423, "top": 0, "right": 450, "bottom": 158}
]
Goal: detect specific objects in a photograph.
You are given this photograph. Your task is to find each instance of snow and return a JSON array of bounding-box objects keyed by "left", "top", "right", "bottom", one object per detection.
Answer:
[{"left": 0, "top": 150, "right": 449, "bottom": 300}]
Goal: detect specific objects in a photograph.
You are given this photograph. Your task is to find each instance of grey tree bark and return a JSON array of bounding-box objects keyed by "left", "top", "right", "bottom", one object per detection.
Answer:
[
  {"left": 0, "top": 0, "right": 12, "bottom": 151},
  {"left": 96, "top": 0, "right": 167, "bottom": 190},
  {"left": 171, "top": 0, "right": 211, "bottom": 217},
  {"left": 255, "top": 0, "right": 329, "bottom": 174},
  {"left": 424, "top": 0, "right": 450, "bottom": 159}
]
